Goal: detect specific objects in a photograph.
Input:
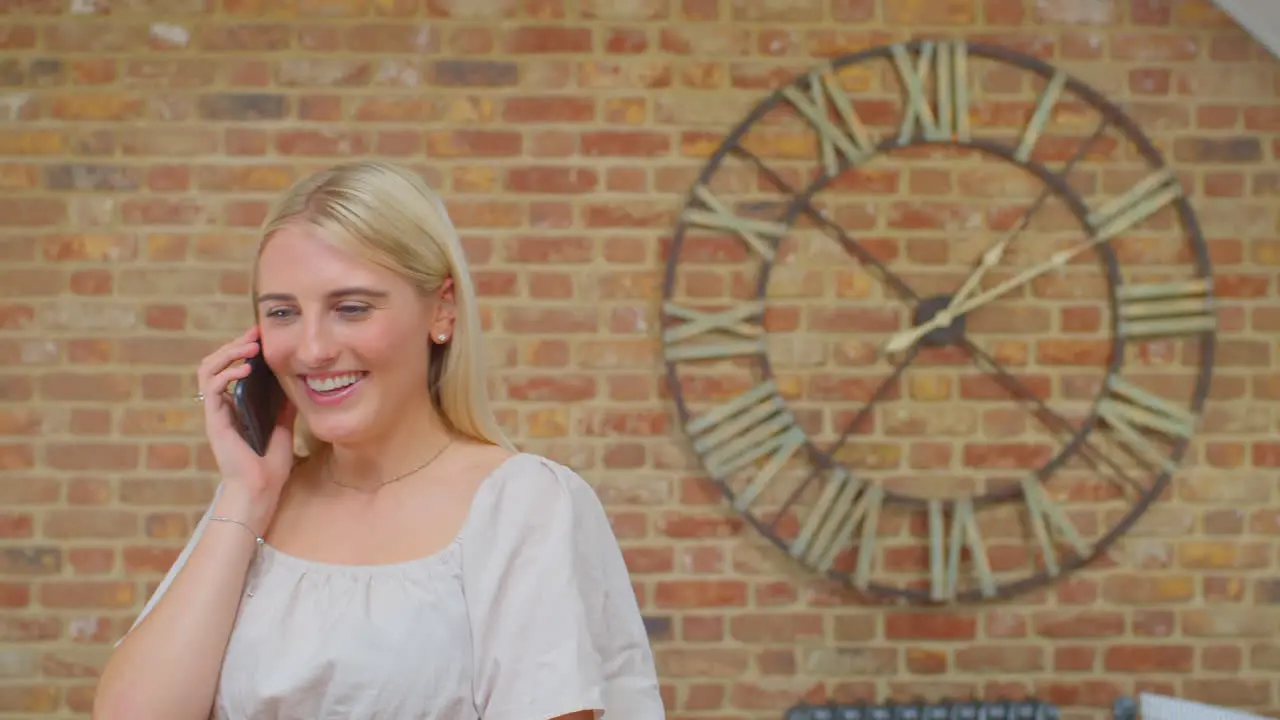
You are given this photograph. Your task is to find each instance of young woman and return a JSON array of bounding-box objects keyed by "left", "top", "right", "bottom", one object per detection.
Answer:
[{"left": 94, "top": 161, "right": 664, "bottom": 720}]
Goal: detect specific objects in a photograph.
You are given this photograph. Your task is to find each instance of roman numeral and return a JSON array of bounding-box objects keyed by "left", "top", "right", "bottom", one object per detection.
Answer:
[
  {"left": 890, "top": 40, "right": 971, "bottom": 145},
  {"left": 1014, "top": 70, "right": 1067, "bottom": 163},
  {"left": 1095, "top": 375, "right": 1197, "bottom": 474},
  {"left": 781, "top": 69, "right": 875, "bottom": 178},
  {"left": 684, "top": 380, "right": 808, "bottom": 510},
  {"left": 680, "top": 185, "right": 788, "bottom": 261},
  {"left": 928, "top": 498, "right": 996, "bottom": 602},
  {"left": 789, "top": 467, "right": 883, "bottom": 589},
  {"left": 1116, "top": 278, "right": 1216, "bottom": 339},
  {"left": 1019, "top": 475, "right": 1091, "bottom": 578},
  {"left": 1087, "top": 168, "right": 1182, "bottom": 241},
  {"left": 662, "top": 300, "right": 766, "bottom": 362}
]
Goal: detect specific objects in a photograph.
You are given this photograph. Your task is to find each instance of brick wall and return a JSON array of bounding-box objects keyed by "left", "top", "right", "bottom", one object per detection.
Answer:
[{"left": 1, "top": 0, "right": 1278, "bottom": 718}]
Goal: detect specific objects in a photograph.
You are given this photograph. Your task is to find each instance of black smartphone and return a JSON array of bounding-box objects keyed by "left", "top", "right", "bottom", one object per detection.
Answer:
[{"left": 232, "top": 341, "right": 286, "bottom": 457}]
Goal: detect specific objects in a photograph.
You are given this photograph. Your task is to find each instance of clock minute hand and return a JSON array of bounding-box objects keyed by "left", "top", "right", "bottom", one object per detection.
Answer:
[
  {"left": 885, "top": 227, "right": 1115, "bottom": 355},
  {"left": 947, "top": 118, "right": 1112, "bottom": 313},
  {"left": 947, "top": 229, "right": 1114, "bottom": 318},
  {"left": 885, "top": 214, "right": 1036, "bottom": 354},
  {"left": 946, "top": 211, "right": 1034, "bottom": 312},
  {"left": 883, "top": 119, "right": 1116, "bottom": 357}
]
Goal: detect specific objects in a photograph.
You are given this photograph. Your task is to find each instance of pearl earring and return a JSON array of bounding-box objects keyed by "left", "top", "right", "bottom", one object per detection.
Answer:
[{"left": 437, "top": 334, "right": 448, "bottom": 343}]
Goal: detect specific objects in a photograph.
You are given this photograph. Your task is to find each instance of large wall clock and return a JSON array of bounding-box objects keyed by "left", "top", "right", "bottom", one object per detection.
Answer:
[{"left": 660, "top": 40, "right": 1216, "bottom": 604}]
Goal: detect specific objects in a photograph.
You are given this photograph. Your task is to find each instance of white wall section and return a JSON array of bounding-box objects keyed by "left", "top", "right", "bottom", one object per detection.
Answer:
[{"left": 1211, "top": 0, "right": 1280, "bottom": 59}]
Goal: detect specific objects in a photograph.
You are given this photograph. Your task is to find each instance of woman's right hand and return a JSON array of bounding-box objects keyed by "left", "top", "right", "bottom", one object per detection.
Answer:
[{"left": 196, "top": 325, "right": 297, "bottom": 527}]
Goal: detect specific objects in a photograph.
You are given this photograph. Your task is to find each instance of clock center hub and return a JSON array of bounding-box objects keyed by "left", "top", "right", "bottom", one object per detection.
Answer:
[{"left": 911, "top": 294, "right": 967, "bottom": 347}]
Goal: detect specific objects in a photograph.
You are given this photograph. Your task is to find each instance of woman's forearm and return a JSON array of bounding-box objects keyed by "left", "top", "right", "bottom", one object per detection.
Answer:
[{"left": 93, "top": 490, "right": 267, "bottom": 720}]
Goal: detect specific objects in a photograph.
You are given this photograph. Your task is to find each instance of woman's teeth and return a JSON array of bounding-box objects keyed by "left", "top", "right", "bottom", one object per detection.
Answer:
[{"left": 306, "top": 373, "right": 365, "bottom": 393}]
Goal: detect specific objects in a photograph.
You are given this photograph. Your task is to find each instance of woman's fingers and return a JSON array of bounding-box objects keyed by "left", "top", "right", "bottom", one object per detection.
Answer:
[
  {"left": 197, "top": 342, "right": 257, "bottom": 390},
  {"left": 201, "top": 361, "right": 253, "bottom": 421},
  {"left": 197, "top": 327, "right": 259, "bottom": 376},
  {"left": 195, "top": 330, "right": 261, "bottom": 424},
  {"left": 209, "top": 362, "right": 253, "bottom": 397}
]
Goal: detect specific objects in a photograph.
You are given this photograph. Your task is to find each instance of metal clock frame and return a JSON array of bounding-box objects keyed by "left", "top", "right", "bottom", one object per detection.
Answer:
[{"left": 660, "top": 40, "right": 1217, "bottom": 603}]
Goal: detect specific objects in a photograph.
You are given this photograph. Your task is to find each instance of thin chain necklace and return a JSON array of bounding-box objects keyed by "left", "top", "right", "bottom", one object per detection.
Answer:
[{"left": 323, "top": 437, "right": 454, "bottom": 492}]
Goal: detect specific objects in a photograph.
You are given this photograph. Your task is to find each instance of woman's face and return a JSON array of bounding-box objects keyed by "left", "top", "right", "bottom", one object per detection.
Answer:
[{"left": 254, "top": 222, "right": 448, "bottom": 446}]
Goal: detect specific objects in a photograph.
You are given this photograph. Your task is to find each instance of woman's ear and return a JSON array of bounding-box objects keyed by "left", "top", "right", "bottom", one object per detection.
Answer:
[{"left": 430, "top": 277, "right": 456, "bottom": 342}]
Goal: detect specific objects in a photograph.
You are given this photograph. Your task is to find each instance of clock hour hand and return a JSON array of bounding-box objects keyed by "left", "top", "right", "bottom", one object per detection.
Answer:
[
  {"left": 946, "top": 207, "right": 1035, "bottom": 313},
  {"left": 884, "top": 307, "right": 950, "bottom": 354},
  {"left": 883, "top": 216, "right": 1034, "bottom": 355}
]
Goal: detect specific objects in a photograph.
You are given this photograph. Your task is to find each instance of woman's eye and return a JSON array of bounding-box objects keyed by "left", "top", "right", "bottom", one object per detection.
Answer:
[
  {"left": 266, "top": 308, "right": 295, "bottom": 319},
  {"left": 337, "top": 305, "right": 371, "bottom": 317}
]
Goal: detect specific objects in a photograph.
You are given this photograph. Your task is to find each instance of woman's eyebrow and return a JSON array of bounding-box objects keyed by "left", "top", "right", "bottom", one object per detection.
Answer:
[{"left": 255, "top": 287, "right": 391, "bottom": 304}]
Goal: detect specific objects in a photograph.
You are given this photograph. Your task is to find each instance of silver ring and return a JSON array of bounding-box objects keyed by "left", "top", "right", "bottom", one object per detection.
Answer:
[{"left": 193, "top": 393, "right": 205, "bottom": 403}]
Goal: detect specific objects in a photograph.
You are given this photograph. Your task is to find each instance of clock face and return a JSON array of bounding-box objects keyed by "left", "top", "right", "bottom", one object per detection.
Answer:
[{"left": 661, "top": 40, "right": 1216, "bottom": 604}]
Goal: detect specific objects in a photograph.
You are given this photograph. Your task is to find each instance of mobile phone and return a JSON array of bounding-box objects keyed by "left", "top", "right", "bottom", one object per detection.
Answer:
[{"left": 232, "top": 341, "right": 286, "bottom": 457}]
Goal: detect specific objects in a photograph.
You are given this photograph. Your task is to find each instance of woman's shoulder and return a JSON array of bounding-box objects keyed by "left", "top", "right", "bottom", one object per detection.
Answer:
[
  {"left": 456, "top": 451, "right": 618, "bottom": 555},
  {"left": 460, "top": 450, "right": 624, "bottom": 589},
  {"left": 475, "top": 451, "right": 600, "bottom": 516}
]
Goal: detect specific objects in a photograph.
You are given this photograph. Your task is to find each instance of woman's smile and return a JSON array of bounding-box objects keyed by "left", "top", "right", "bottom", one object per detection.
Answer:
[{"left": 301, "top": 371, "right": 369, "bottom": 406}]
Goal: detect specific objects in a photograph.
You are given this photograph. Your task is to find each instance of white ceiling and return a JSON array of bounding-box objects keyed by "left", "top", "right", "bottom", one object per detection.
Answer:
[{"left": 1211, "top": 0, "right": 1280, "bottom": 59}]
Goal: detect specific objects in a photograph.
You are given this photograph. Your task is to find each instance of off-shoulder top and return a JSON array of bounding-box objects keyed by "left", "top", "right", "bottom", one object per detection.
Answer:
[{"left": 120, "top": 453, "right": 665, "bottom": 720}]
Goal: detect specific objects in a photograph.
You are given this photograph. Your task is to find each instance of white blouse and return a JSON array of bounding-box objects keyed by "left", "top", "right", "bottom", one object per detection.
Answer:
[{"left": 121, "top": 453, "right": 665, "bottom": 720}]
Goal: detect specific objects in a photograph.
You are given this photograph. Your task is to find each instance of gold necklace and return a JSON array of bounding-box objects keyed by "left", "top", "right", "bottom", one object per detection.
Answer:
[{"left": 323, "top": 437, "right": 454, "bottom": 492}]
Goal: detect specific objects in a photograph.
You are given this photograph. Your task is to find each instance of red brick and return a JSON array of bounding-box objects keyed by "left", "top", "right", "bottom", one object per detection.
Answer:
[
  {"left": 581, "top": 0, "right": 666, "bottom": 19},
  {"left": 505, "top": 374, "right": 596, "bottom": 402},
  {"left": 503, "top": 234, "right": 594, "bottom": 262},
  {"left": 0, "top": 198, "right": 65, "bottom": 226},
  {"left": 503, "top": 96, "right": 595, "bottom": 122},
  {"left": 605, "top": 28, "right": 648, "bottom": 54},
  {"left": 46, "top": 443, "right": 139, "bottom": 471},
  {"left": 1033, "top": 611, "right": 1125, "bottom": 638},
  {"left": 505, "top": 167, "right": 598, "bottom": 194},
  {"left": 956, "top": 645, "right": 1046, "bottom": 672},
  {"left": 39, "top": 581, "right": 134, "bottom": 609},
  {"left": 655, "top": 580, "right": 748, "bottom": 608},
  {"left": 729, "top": 613, "right": 822, "bottom": 643},
  {"left": 1181, "top": 679, "right": 1271, "bottom": 707},
  {"left": 503, "top": 26, "right": 592, "bottom": 54},
  {"left": 581, "top": 130, "right": 671, "bottom": 157},
  {"left": 0, "top": 684, "right": 58, "bottom": 713},
  {"left": 885, "top": 612, "right": 978, "bottom": 641},
  {"left": 885, "top": 0, "right": 973, "bottom": 24},
  {"left": 275, "top": 130, "right": 371, "bottom": 156},
  {"left": 658, "top": 511, "right": 742, "bottom": 538},
  {"left": 1105, "top": 645, "right": 1195, "bottom": 672},
  {"left": 121, "top": 128, "right": 219, "bottom": 157},
  {"left": 432, "top": 59, "right": 518, "bottom": 87},
  {"left": 198, "top": 24, "right": 292, "bottom": 51},
  {"left": 0, "top": 25, "right": 37, "bottom": 50},
  {"left": 447, "top": 27, "right": 494, "bottom": 54},
  {"left": 425, "top": 130, "right": 521, "bottom": 157},
  {"left": 352, "top": 98, "right": 433, "bottom": 122}
]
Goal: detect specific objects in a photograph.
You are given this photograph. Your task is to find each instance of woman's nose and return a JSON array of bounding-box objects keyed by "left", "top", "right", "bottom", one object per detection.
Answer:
[{"left": 296, "top": 321, "right": 338, "bottom": 368}]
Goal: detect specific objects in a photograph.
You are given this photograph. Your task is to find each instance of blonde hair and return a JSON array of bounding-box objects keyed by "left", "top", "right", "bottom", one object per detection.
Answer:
[{"left": 252, "top": 160, "right": 513, "bottom": 457}]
